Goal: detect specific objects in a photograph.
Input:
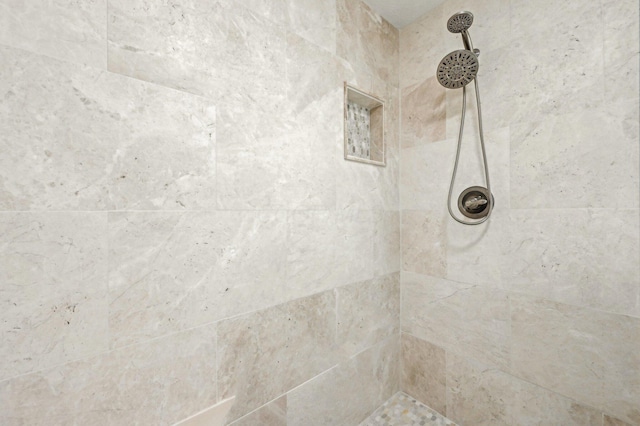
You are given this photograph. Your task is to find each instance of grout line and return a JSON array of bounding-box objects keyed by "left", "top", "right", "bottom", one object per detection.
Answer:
[
  {"left": 214, "top": 323, "right": 219, "bottom": 404},
  {"left": 105, "top": 0, "right": 108, "bottom": 71}
]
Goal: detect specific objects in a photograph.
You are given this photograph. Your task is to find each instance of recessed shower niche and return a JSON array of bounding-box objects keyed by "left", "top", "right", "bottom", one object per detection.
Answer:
[{"left": 344, "top": 83, "right": 385, "bottom": 166}]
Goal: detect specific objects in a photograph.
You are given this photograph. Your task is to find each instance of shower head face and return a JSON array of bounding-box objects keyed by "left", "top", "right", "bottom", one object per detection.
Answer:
[
  {"left": 437, "top": 49, "right": 479, "bottom": 89},
  {"left": 447, "top": 11, "right": 474, "bottom": 33}
]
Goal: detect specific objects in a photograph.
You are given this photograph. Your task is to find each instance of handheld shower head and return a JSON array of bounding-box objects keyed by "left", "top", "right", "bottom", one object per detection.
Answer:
[
  {"left": 447, "top": 11, "right": 474, "bottom": 51},
  {"left": 447, "top": 11, "right": 474, "bottom": 33}
]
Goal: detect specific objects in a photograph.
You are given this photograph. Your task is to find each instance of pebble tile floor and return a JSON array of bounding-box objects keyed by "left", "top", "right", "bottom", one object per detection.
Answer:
[{"left": 360, "top": 392, "right": 457, "bottom": 426}]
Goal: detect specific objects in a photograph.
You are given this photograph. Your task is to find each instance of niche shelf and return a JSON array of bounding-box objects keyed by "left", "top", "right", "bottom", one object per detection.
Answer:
[{"left": 344, "top": 83, "right": 385, "bottom": 167}]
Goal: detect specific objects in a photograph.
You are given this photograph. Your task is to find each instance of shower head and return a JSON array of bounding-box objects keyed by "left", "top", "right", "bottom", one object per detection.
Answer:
[
  {"left": 447, "top": 11, "right": 474, "bottom": 51},
  {"left": 436, "top": 49, "right": 479, "bottom": 89},
  {"left": 447, "top": 11, "right": 474, "bottom": 33}
]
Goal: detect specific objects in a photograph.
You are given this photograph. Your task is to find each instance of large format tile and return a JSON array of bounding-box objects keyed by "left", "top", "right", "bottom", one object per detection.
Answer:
[
  {"left": 337, "top": 0, "right": 398, "bottom": 87},
  {"left": 446, "top": 353, "right": 603, "bottom": 426},
  {"left": 603, "top": 0, "right": 640, "bottom": 103},
  {"left": 336, "top": 151, "right": 399, "bottom": 211},
  {"left": 401, "top": 210, "right": 447, "bottom": 277},
  {"left": 399, "top": 3, "right": 448, "bottom": 90},
  {"left": 228, "top": 396, "right": 287, "bottom": 426},
  {"left": 0, "top": 46, "right": 216, "bottom": 211},
  {"left": 400, "top": 141, "right": 454, "bottom": 212},
  {"left": 217, "top": 291, "right": 338, "bottom": 422},
  {"left": 285, "top": 210, "right": 340, "bottom": 296},
  {"left": 108, "top": 211, "right": 287, "bottom": 348},
  {"left": 401, "top": 333, "right": 446, "bottom": 415},
  {"left": 287, "top": 335, "right": 400, "bottom": 426},
  {"left": 0, "top": 0, "right": 107, "bottom": 68},
  {"left": 216, "top": 102, "right": 335, "bottom": 210},
  {"left": 336, "top": 273, "right": 400, "bottom": 357},
  {"left": 510, "top": 100, "right": 639, "bottom": 209},
  {"left": 510, "top": 294, "right": 640, "bottom": 424},
  {"left": 401, "top": 77, "right": 446, "bottom": 148},
  {"left": 604, "top": 415, "right": 636, "bottom": 426},
  {"left": 402, "top": 273, "right": 510, "bottom": 368},
  {"left": 445, "top": 209, "right": 505, "bottom": 288},
  {"left": 373, "top": 210, "right": 401, "bottom": 276},
  {"left": 108, "top": 0, "right": 286, "bottom": 110},
  {"left": 334, "top": 209, "right": 376, "bottom": 285},
  {"left": 285, "top": 0, "right": 336, "bottom": 54},
  {"left": 0, "top": 212, "right": 107, "bottom": 381},
  {"left": 508, "top": 0, "right": 605, "bottom": 123},
  {"left": 285, "top": 31, "right": 343, "bottom": 115},
  {"left": 501, "top": 209, "right": 640, "bottom": 317},
  {"left": 0, "top": 324, "right": 217, "bottom": 426}
]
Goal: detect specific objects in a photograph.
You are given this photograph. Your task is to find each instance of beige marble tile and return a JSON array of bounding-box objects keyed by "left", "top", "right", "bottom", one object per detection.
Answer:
[
  {"left": 336, "top": 273, "right": 400, "bottom": 357},
  {"left": 447, "top": 352, "right": 603, "bottom": 426},
  {"left": 286, "top": 0, "right": 336, "bottom": 54},
  {"left": 0, "top": 0, "right": 107, "bottom": 68},
  {"left": 604, "top": 415, "right": 634, "bottom": 426},
  {"left": 402, "top": 273, "right": 510, "bottom": 369},
  {"left": 510, "top": 294, "right": 640, "bottom": 424},
  {"left": 337, "top": 0, "right": 399, "bottom": 88},
  {"left": 108, "top": 0, "right": 286, "bottom": 110},
  {"left": 400, "top": 140, "right": 454, "bottom": 212},
  {"left": 373, "top": 210, "right": 401, "bottom": 276},
  {"left": 383, "top": 84, "right": 401, "bottom": 159},
  {"left": 285, "top": 31, "right": 343, "bottom": 115},
  {"left": 108, "top": 211, "right": 287, "bottom": 348},
  {"left": 216, "top": 101, "right": 335, "bottom": 210},
  {"left": 287, "top": 335, "right": 400, "bottom": 426},
  {"left": 335, "top": 209, "right": 375, "bottom": 285},
  {"left": 510, "top": 100, "right": 639, "bottom": 209},
  {"left": 510, "top": 384, "right": 603, "bottom": 426},
  {"left": 445, "top": 209, "right": 505, "bottom": 288},
  {"left": 399, "top": 3, "right": 447, "bottom": 90},
  {"left": 228, "top": 396, "right": 287, "bottom": 426},
  {"left": 286, "top": 210, "right": 339, "bottom": 296},
  {"left": 401, "top": 210, "right": 447, "bottom": 277},
  {"left": 401, "top": 333, "right": 446, "bottom": 415},
  {"left": 217, "top": 291, "right": 338, "bottom": 422},
  {"left": 401, "top": 77, "right": 446, "bottom": 148},
  {"left": 0, "top": 212, "right": 108, "bottom": 381},
  {"left": 603, "top": 0, "right": 640, "bottom": 103},
  {"left": 446, "top": 353, "right": 513, "bottom": 426},
  {"left": 336, "top": 151, "right": 398, "bottom": 211},
  {"left": 0, "top": 324, "right": 217, "bottom": 426},
  {"left": 508, "top": 0, "right": 605, "bottom": 123},
  {"left": 0, "top": 46, "right": 216, "bottom": 211},
  {"left": 501, "top": 209, "right": 640, "bottom": 317}
]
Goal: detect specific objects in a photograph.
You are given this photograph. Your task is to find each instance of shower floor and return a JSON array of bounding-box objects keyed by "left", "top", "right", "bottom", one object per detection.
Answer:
[{"left": 360, "top": 392, "right": 457, "bottom": 426}]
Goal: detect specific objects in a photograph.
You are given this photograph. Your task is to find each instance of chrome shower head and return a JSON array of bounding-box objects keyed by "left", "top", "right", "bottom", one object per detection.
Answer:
[
  {"left": 436, "top": 49, "right": 479, "bottom": 89},
  {"left": 447, "top": 11, "right": 474, "bottom": 33}
]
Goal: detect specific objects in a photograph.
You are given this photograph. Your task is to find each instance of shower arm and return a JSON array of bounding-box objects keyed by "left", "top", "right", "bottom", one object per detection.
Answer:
[
  {"left": 461, "top": 30, "right": 472, "bottom": 51},
  {"left": 461, "top": 30, "right": 480, "bottom": 56}
]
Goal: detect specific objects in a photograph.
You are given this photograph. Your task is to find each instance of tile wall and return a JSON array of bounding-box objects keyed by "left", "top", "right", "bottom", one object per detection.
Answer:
[
  {"left": 399, "top": 0, "right": 640, "bottom": 425},
  {"left": 0, "top": 0, "right": 401, "bottom": 424}
]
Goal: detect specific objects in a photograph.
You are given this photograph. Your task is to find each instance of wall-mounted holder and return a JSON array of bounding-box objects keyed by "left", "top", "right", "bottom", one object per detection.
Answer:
[{"left": 344, "top": 83, "right": 385, "bottom": 167}]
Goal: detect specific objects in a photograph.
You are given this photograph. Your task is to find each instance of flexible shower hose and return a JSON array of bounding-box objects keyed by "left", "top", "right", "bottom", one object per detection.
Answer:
[{"left": 447, "top": 77, "right": 493, "bottom": 225}]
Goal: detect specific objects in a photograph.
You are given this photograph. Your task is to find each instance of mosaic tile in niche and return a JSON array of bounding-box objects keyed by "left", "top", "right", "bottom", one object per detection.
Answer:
[{"left": 347, "top": 101, "right": 371, "bottom": 159}]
